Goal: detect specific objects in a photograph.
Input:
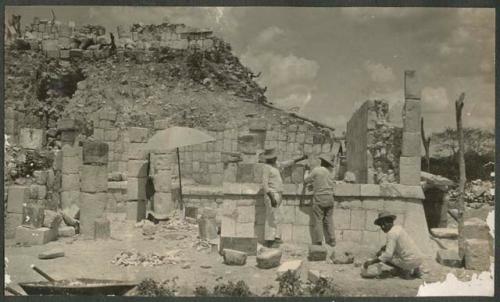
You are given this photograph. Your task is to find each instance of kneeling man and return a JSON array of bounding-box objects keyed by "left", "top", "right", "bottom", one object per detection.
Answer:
[{"left": 363, "top": 211, "right": 423, "bottom": 279}]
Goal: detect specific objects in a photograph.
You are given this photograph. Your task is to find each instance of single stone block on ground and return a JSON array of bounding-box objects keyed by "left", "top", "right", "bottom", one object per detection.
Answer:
[
  {"left": 257, "top": 248, "right": 282, "bottom": 269},
  {"left": 308, "top": 245, "right": 327, "bottom": 261},
  {"left": 58, "top": 225, "right": 76, "bottom": 237},
  {"left": 277, "top": 260, "right": 303, "bottom": 277},
  {"left": 464, "top": 239, "right": 491, "bottom": 271},
  {"left": 332, "top": 251, "right": 355, "bottom": 264},
  {"left": 220, "top": 236, "right": 258, "bottom": 256},
  {"left": 38, "top": 249, "right": 65, "bottom": 260},
  {"left": 223, "top": 249, "right": 247, "bottom": 266},
  {"left": 15, "top": 226, "right": 57, "bottom": 245},
  {"left": 436, "top": 249, "right": 462, "bottom": 268},
  {"left": 308, "top": 269, "right": 323, "bottom": 283}
]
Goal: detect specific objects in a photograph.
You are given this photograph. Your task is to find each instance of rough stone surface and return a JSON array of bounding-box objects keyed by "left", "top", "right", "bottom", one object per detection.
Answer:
[
  {"left": 463, "top": 218, "right": 490, "bottom": 241},
  {"left": 436, "top": 249, "right": 462, "bottom": 268},
  {"left": 7, "top": 186, "right": 30, "bottom": 214},
  {"left": 19, "top": 128, "right": 45, "bottom": 149},
  {"left": 257, "top": 248, "right": 282, "bottom": 269},
  {"left": 277, "top": 260, "right": 303, "bottom": 276},
  {"left": 22, "top": 204, "right": 45, "bottom": 228},
  {"left": 464, "top": 239, "right": 491, "bottom": 271},
  {"left": 38, "top": 249, "right": 65, "bottom": 259},
  {"left": 15, "top": 226, "right": 57, "bottom": 245},
  {"left": 308, "top": 245, "right": 327, "bottom": 261},
  {"left": 94, "top": 217, "right": 111, "bottom": 240},
  {"left": 43, "top": 210, "right": 63, "bottom": 230},
  {"left": 431, "top": 228, "right": 458, "bottom": 239},
  {"left": 82, "top": 141, "right": 109, "bottom": 165},
  {"left": 361, "top": 264, "right": 382, "bottom": 279},
  {"left": 220, "top": 236, "right": 258, "bottom": 256},
  {"left": 80, "top": 192, "right": 107, "bottom": 237},
  {"left": 58, "top": 225, "right": 76, "bottom": 237},
  {"left": 333, "top": 252, "right": 355, "bottom": 264},
  {"left": 127, "top": 177, "right": 147, "bottom": 200},
  {"left": 80, "top": 165, "right": 108, "bottom": 193},
  {"left": 399, "top": 156, "right": 421, "bottom": 186},
  {"left": 223, "top": 249, "right": 247, "bottom": 266},
  {"left": 308, "top": 269, "right": 323, "bottom": 283},
  {"left": 5, "top": 213, "right": 23, "bottom": 239},
  {"left": 127, "top": 160, "right": 148, "bottom": 177},
  {"left": 126, "top": 200, "right": 147, "bottom": 222}
]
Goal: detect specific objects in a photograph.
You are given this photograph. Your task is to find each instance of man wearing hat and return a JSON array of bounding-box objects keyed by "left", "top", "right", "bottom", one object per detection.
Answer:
[
  {"left": 261, "top": 148, "right": 308, "bottom": 248},
  {"left": 304, "top": 155, "right": 336, "bottom": 246},
  {"left": 363, "top": 211, "right": 423, "bottom": 279}
]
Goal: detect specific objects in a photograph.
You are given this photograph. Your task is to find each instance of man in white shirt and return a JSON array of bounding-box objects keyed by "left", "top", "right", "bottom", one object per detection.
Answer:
[
  {"left": 260, "top": 148, "right": 307, "bottom": 248},
  {"left": 363, "top": 211, "right": 423, "bottom": 279}
]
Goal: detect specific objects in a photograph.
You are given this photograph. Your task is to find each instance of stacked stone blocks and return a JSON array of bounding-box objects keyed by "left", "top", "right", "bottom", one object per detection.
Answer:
[{"left": 126, "top": 127, "right": 149, "bottom": 221}]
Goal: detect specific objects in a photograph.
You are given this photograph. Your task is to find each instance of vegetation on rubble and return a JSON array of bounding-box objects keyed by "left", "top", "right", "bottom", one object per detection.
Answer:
[
  {"left": 193, "top": 280, "right": 253, "bottom": 297},
  {"left": 136, "top": 278, "right": 178, "bottom": 296},
  {"left": 308, "top": 277, "right": 340, "bottom": 297},
  {"left": 277, "top": 270, "right": 304, "bottom": 296}
]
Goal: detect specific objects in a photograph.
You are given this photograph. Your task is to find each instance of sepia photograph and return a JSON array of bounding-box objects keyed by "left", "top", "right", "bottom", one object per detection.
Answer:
[{"left": 2, "top": 3, "right": 496, "bottom": 298}]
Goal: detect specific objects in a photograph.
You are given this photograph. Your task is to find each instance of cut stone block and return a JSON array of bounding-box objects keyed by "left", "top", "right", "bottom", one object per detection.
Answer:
[
  {"left": 60, "top": 191, "right": 80, "bottom": 210},
  {"left": 127, "top": 160, "right": 148, "bottom": 178},
  {"left": 94, "top": 217, "right": 111, "bottom": 240},
  {"left": 237, "top": 134, "right": 260, "bottom": 154},
  {"left": 82, "top": 141, "right": 109, "bottom": 165},
  {"left": 62, "top": 154, "right": 81, "bottom": 174},
  {"left": 333, "top": 252, "right": 355, "bottom": 264},
  {"left": 436, "top": 249, "right": 462, "bottom": 268},
  {"left": 128, "top": 143, "right": 148, "bottom": 160},
  {"left": 60, "top": 129, "right": 79, "bottom": 143},
  {"left": 308, "top": 269, "right": 323, "bottom": 283},
  {"left": 7, "top": 186, "right": 30, "bottom": 214},
  {"left": 19, "top": 128, "right": 45, "bottom": 149},
  {"left": 62, "top": 174, "right": 80, "bottom": 191},
  {"left": 463, "top": 218, "right": 490, "bottom": 241},
  {"left": 399, "top": 156, "right": 421, "bottom": 186},
  {"left": 308, "top": 245, "right": 327, "bottom": 261},
  {"left": 128, "top": 127, "right": 149, "bottom": 143},
  {"left": 79, "top": 193, "right": 107, "bottom": 237},
  {"left": 15, "top": 226, "right": 57, "bottom": 245},
  {"left": 236, "top": 205, "right": 256, "bottom": 223},
  {"left": 5, "top": 213, "right": 23, "bottom": 239},
  {"left": 431, "top": 228, "right": 458, "bottom": 239},
  {"left": 43, "top": 210, "right": 63, "bottom": 230},
  {"left": 223, "top": 249, "right": 247, "bottom": 266},
  {"left": 404, "top": 70, "right": 421, "bottom": 100},
  {"left": 402, "top": 132, "right": 421, "bottom": 157},
  {"left": 38, "top": 249, "right": 65, "bottom": 260},
  {"left": 257, "top": 248, "right": 282, "bottom": 269},
  {"left": 126, "top": 200, "right": 147, "bottom": 222},
  {"left": 464, "top": 239, "right": 490, "bottom": 271},
  {"left": 33, "top": 170, "right": 48, "bottom": 185},
  {"left": 81, "top": 165, "right": 108, "bottom": 193},
  {"left": 236, "top": 163, "right": 255, "bottom": 183},
  {"left": 220, "top": 236, "right": 258, "bottom": 256},
  {"left": 198, "top": 216, "right": 218, "bottom": 241},
  {"left": 57, "top": 118, "right": 78, "bottom": 131},
  {"left": 277, "top": 260, "right": 303, "bottom": 276},
  {"left": 153, "top": 192, "right": 175, "bottom": 218},
  {"left": 403, "top": 99, "right": 421, "bottom": 132},
  {"left": 58, "top": 225, "right": 76, "bottom": 237},
  {"left": 30, "top": 184, "right": 47, "bottom": 199},
  {"left": 153, "top": 170, "right": 172, "bottom": 192},
  {"left": 127, "top": 177, "right": 147, "bottom": 200},
  {"left": 22, "top": 204, "right": 45, "bottom": 228}
]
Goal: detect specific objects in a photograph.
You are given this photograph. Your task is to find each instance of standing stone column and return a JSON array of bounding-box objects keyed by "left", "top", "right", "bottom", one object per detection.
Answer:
[
  {"left": 400, "top": 71, "right": 422, "bottom": 185},
  {"left": 126, "top": 127, "right": 149, "bottom": 221},
  {"left": 59, "top": 119, "right": 82, "bottom": 210},
  {"left": 80, "top": 142, "right": 109, "bottom": 239},
  {"left": 152, "top": 153, "right": 175, "bottom": 219}
]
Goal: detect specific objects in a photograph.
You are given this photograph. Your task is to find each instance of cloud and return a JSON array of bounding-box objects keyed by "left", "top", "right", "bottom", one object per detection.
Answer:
[
  {"left": 422, "top": 87, "right": 451, "bottom": 113},
  {"left": 241, "top": 27, "right": 320, "bottom": 112},
  {"left": 364, "top": 61, "right": 396, "bottom": 83}
]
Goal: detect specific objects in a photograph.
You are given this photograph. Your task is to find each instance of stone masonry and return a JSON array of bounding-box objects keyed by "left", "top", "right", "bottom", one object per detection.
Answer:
[
  {"left": 346, "top": 100, "right": 402, "bottom": 184},
  {"left": 400, "top": 70, "right": 422, "bottom": 185},
  {"left": 126, "top": 127, "right": 149, "bottom": 221},
  {"left": 59, "top": 119, "right": 82, "bottom": 210}
]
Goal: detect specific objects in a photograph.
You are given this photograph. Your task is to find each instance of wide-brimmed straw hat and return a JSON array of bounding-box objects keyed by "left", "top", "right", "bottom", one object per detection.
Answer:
[
  {"left": 318, "top": 155, "right": 334, "bottom": 167},
  {"left": 260, "top": 148, "right": 278, "bottom": 160},
  {"left": 374, "top": 211, "right": 396, "bottom": 226}
]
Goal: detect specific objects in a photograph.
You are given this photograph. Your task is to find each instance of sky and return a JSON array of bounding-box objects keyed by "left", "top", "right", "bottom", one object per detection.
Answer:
[{"left": 5, "top": 6, "right": 495, "bottom": 134}]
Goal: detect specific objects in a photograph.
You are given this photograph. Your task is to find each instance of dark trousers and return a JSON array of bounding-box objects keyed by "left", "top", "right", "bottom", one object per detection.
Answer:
[{"left": 311, "top": 194, "right": 336, "bottom": 246}]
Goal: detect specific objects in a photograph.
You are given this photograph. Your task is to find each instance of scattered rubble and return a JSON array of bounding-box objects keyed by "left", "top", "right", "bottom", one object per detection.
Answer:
[
  {"left": 111, "top": 249, "right": 182, "bottom": 267},
  {"left": 332, "top": 251, "right": 354, "bottom": 264}
]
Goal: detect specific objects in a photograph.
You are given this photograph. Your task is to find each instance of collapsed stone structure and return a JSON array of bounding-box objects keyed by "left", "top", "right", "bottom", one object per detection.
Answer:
[{"left": 4, "top": 17, "right": 436, "bottom": 258}]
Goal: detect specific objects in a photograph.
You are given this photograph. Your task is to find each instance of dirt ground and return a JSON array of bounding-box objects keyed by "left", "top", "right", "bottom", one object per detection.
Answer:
[{"left": 4, "top": 213, "right": 486, "bottom": 297}]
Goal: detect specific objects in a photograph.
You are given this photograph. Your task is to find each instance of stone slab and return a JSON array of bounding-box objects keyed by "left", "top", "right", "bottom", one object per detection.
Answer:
[
  {"left": 5, "top": 213, "right": 23, "bottom": 239},
  {"left": 19, "top": 128, "right": 45, "bottom": 149},
  {"left": 277, "top": 260, "right": 303, "bottom": 276},
  {"left": 81, "top": 165, "right": 108, "bottom": 193},
  {"left": 436, "top": 249, "right": 462, "bottom": 268},
  {"left": 82, "top": 141, "right": 109, "bottom": 165},
  {"left": 431, "top": 228, "right": 458, "bottom": 239},
  {"left": 58, "top": 225, "right": 76, "bottom": 237},
  {"left": 79, "top": 192, "right": 107, "bottom": 237},
  {"left": 7, "top": 186, "right": 30, "bottom": 214},
  {"left": 464, "top": 239, "right": 490, "bottom": 271},
  {"left": 308, "top": 245, "right": 327, "bottom": 261},
  {"left": 15, "top": 226, "right": 57, "bottom": 245},
  {"left": 402, "top": 132, "right": 421, "bottom": 157},
  {"left": 463, "top": 218, "right": 490, "bottom": 241},
  {"left": 127, "top": 160, "right": 148, "bottom": 178},
  {"left": 220, "top": 236, "right": 258, "bottom": 256},
  {"left": 399, "top": 157, "right": 421, "bottom": 186},
  {"left": 128, "top": 127, "right": 149, "bottom": 143},
  {"left": 334, "top": 184, "right": 361, "bottom": 196},
  {"left": 222, "top": 249, "right": 247, "bottom": 266},
  {"left": 38, "top": 249, "right": 65, "bottom": 260},
  {"left": 22, "top": 204, "right": 45, "bottom": 228},
  {"left": 257, "top": 248, "right": 282, "bottom": 269}
]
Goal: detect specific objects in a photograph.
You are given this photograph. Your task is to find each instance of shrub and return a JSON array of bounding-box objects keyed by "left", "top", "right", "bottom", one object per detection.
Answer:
[{"left": 276, "top": 270, "right": 303, "bottom": 297}]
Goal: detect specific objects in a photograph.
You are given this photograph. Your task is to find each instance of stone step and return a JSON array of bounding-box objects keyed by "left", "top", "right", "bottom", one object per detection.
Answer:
[{"left": 430, "top": 228, "right": 458, "bottom": 239}]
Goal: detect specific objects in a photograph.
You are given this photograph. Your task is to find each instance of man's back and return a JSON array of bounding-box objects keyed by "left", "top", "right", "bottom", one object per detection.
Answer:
[
  {"left": 305, "top": 166, "right": 334, "bottom": 195},
  {"left": 384, "top": 225, "right": 422, "bottom": 262}
]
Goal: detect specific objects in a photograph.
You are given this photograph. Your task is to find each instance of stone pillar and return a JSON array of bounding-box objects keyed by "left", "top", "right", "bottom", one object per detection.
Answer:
[
  {"left": 152, "top": 157, "right": 175, "bottom": 219},
  {"left": 80, "top": 141, "right": 109, "bottom": 239},
  {"left": 59, "top": 119, "right": 82, "bottom": 210},
  {"left": 400, "top": 70, "right": 421, "bottom": 185},
  {"left": 126, "top": 127, "right": 149, "bottom": 221}
]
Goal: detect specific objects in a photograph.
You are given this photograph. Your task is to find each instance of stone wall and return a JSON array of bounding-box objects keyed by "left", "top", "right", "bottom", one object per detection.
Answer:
[
  {"left": 346, "top": 100, "right": 402, "bottom": 184},
  {"left": 182, "top": 183, "right": 432, "bottom": 254}
]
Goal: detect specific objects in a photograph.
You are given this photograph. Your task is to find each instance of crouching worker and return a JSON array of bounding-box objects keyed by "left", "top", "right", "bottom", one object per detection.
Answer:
[
  {"left": 363, "top": 211, "right": 423, "bottom": 279},
  {"left": 261, "top": 148, "right": 308, "bottom": 248}
]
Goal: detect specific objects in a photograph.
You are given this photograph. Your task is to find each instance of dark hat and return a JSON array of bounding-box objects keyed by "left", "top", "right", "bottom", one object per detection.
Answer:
[
  {"left": 260, "top": 148, "right": 278, "bottom": 160},
  {"left": 374, "top": 211, "right": 396, "bottom": 226},
  {"left": 318, "top": 155, "right": 334, "bottom": 167}
]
